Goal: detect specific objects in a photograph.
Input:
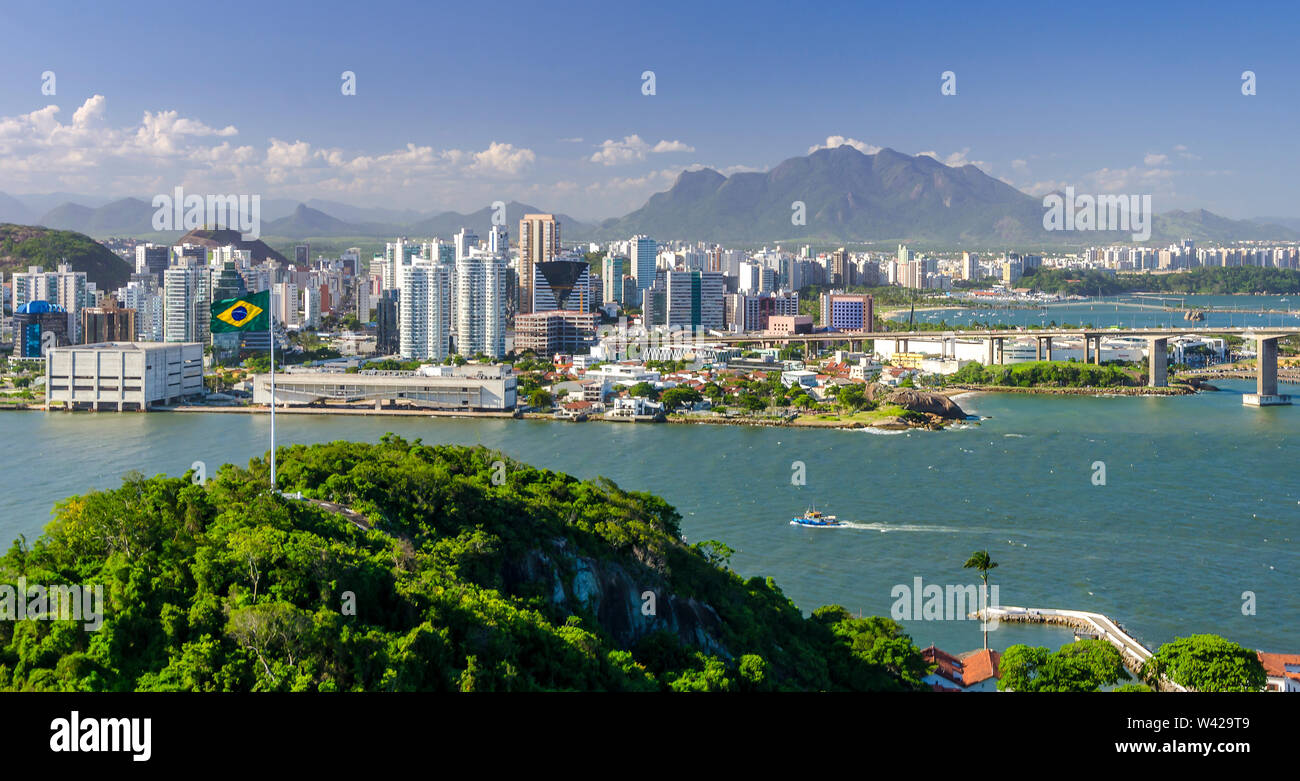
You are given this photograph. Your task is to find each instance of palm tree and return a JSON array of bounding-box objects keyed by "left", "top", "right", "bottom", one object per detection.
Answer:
[{"left": 963, "top": 550, "right": 999, "bottom": 650}]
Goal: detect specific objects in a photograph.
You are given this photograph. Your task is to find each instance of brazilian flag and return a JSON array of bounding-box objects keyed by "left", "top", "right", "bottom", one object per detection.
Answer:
[{"left": 210, "top": 290, "right": 270, "bottom": 333}]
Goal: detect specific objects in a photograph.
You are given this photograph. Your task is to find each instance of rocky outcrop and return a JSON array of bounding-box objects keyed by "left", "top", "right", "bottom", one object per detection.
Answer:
[
  {"left": 502, "top": 540, "right": 730, "bottom": 657},
  {"left": 881, "top": 387, "right": 968, "bottom": 419}
]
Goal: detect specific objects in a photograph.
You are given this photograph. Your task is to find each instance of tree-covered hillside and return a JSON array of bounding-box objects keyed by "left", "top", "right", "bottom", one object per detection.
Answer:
[
  {"left": 0, "top": 223, "right": 132, "bottom": 291},
  {"left": 0, "top": 436, "right": 928, "bottom": 692}
]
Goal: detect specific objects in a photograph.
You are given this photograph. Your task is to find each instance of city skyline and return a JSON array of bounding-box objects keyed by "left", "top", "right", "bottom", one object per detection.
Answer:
[{"left": 0, "top": 1, "right": 1298, "bottom": 221}]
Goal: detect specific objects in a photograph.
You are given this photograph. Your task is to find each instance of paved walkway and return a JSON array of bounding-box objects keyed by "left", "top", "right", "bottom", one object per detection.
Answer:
[{"left": 981, "top": 605, "right": 1188, "bottom": 691}]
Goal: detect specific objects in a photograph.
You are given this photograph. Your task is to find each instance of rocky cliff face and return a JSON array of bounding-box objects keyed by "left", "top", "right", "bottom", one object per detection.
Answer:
[
  {"left": 863, "top": 384, "right": 968, "bottom": 420},
  {"left": 502, "top": 539, "right": 729, "bottom": 657}
]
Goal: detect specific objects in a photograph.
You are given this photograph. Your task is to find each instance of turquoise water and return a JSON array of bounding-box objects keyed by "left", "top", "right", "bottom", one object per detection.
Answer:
[{"left": 3, "top": 376, "right": 1297, "bottom": 657}]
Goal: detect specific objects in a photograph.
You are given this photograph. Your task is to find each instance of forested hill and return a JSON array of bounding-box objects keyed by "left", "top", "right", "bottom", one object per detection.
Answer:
[
  {"left": 0, "top": 436, "right": 928, "bottom": 692},
  {"left": 0, "top": 223, "right": 131, "bottom": 290}
]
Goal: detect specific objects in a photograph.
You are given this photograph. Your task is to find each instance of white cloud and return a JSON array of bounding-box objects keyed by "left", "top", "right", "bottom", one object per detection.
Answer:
[
  {"left": 72, "top": 94, "right": 106, "bottom": 127},
  {"left": 1144, "top": 153, "right": 1168, "bottom": 166},
  {"left": 651, "top": 139, "right": 693, "bottom": 154},
  {"left": 809, "top": 135, "right": 881, "bottom": 155},
  {"left": 0, "top": 96, "right": 540, "bottom": 207},
  {"left": 918, "top": 147, "right": 988, "bottom": 171},
  {"left": 1023, "top": 180, "right": 1069, "bottom": 196},
  {"left": 1078, "top": 166, "right": 1175, "bottom": 194},
  {"left": 266, "top": 138, "right": 318, "bottom": 169},
  {"left": 469, "top": 142, "right": 535, "bottom": 176},
  {"left": 590, "top": 135, "right": 695, "bottom": 166}
]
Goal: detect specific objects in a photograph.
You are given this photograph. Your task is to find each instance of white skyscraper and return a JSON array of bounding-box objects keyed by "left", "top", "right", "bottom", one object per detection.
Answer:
[
  {"left": 273, "top": 282, "right": 300, "bottom": 328},
  {"left": 356, "top": 280, "right": 372, "bottom": 324},
  {"left": 602, "top": 255, "right": 626, "bottom": 304},
  {"left": 163, "top": 261, "right": 211, "bottom": 343},
  {"left": 629, "top": 235, "right": 657, "bottom": 305},
  {"left": 454, "top": 228, "right": 480, "bottom": 262},
  {"left": 738, "top": 262, "right": 762, "bottom": 294},
  {"left": 387, "top": 239, "right": 419, "bottom": 294},
  {"left": 400, "top": 260, "right": 453, "bottom": 361},
  {"left": 488, "top": 225, "right": 507, "bottom": 254},
  {"left": 455, "top": 254, "right": 507, "bottom": 358},
  {"left": 303, "top": 286, "right": 321, "bottom": 329},
  {"left": 374, "top": 254, "right": 395, "bottom": 292}
]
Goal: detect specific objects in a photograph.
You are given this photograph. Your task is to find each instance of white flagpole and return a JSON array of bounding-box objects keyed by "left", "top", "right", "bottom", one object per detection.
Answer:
[{"left": 269, "top": 302, "right": 276, "bottom": 491}]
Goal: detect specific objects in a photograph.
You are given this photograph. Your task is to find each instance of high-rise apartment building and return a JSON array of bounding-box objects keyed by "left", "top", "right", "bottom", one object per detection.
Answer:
[
  {"left": 135, "top": 243, "right": 169, "bottom": 285},
  {"left": 163, "top": 261, "right": 211, "bottom": 343},
  {"left": 831, "top": 248, "right": 851, "bottom": 286},
  {"left": 11, "top": 264, "right": 89, "bottom": 342},
  {"left": 303, "top": 286, "right": 321, "bottom": 329},
  {"left": 488, "top": 225, "right": 508, "bottom": 254},
  {"left": 455, "top": 254, "right": 507, "bottom": 358},
  {"left": 518, "top": 214, "right": 561, "bottom": 314},
  {"left": 454, "top": 228, "right": 480, "bottom": 262},
  {"left": 629, "top": 235, "right": 656, "bottom": 305},
  {"left": 355, "top": 279, "right": 372, "bottom": 324},
  {"left": 121, "top": 279, "right": 164, "bottom": 341},
  {"left": 273, "top": 282, "right": 300, "bottom": 329},
  {"left": 399, "top": 260, "right": 453, "bottom": 361},
  {"left": 602, "top": 255, "right": 626, "bottom": 304}
]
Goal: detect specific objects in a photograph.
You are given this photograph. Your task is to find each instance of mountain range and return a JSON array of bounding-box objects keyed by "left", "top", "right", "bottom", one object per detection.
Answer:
[
  {"left": 596, "top": 145, "right": 1300, "bottom": 245},
  {"left": 3, "top": 145, "right": 1296, "bottom": 246}
]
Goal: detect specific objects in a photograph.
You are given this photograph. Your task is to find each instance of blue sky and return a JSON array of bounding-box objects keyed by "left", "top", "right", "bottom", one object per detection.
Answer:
[{"left": 0, "top": 0, "right": 1296, "bottom": 220}]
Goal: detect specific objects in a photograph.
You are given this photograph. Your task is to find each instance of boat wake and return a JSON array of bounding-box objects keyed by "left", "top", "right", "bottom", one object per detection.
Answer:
[{"left": 835, "top": 521, "right": 965, "bottom": 533}]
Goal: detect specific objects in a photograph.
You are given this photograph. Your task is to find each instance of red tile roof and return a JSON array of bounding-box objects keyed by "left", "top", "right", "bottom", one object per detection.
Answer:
[
  {"left": 922, "top": 645, "right": 1001, "bottom": 688},
  {"left": 1257, "top": 652, "right": 1300, "bottom": 680},
  {"left": 958, "top": 648, "right": 1001, "bottom": 685}
]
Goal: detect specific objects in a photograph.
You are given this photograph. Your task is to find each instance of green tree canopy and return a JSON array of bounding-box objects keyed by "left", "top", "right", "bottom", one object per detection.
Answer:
[
  {"left": 998, "top": 640, "right": 1129, "bottom": 692},
  {"left": 660, "top": 387, "right": 703, "bottom": 410},
  {"left": 1141, "top": 634, "right": 1267, "bottom": 692}
]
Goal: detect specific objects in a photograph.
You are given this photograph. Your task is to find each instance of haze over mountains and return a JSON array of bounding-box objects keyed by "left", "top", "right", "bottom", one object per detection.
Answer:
[{"left": 3, "top": 145, "right": 1296, "bottom": 246}]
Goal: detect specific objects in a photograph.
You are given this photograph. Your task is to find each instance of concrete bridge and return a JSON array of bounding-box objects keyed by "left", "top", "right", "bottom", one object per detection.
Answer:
[{"left": 686, "top": 325, "right": 1300, "bottom": 406}]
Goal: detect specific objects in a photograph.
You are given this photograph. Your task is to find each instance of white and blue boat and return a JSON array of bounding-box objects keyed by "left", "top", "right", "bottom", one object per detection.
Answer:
[{"left": 790, "top": 507, "right": 846, "bottom": 528}]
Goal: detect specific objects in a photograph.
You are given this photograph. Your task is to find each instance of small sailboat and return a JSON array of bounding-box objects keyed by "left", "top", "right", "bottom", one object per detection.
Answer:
[{"left": 790, "top": 506, "right": 847, "bottom": 528}]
